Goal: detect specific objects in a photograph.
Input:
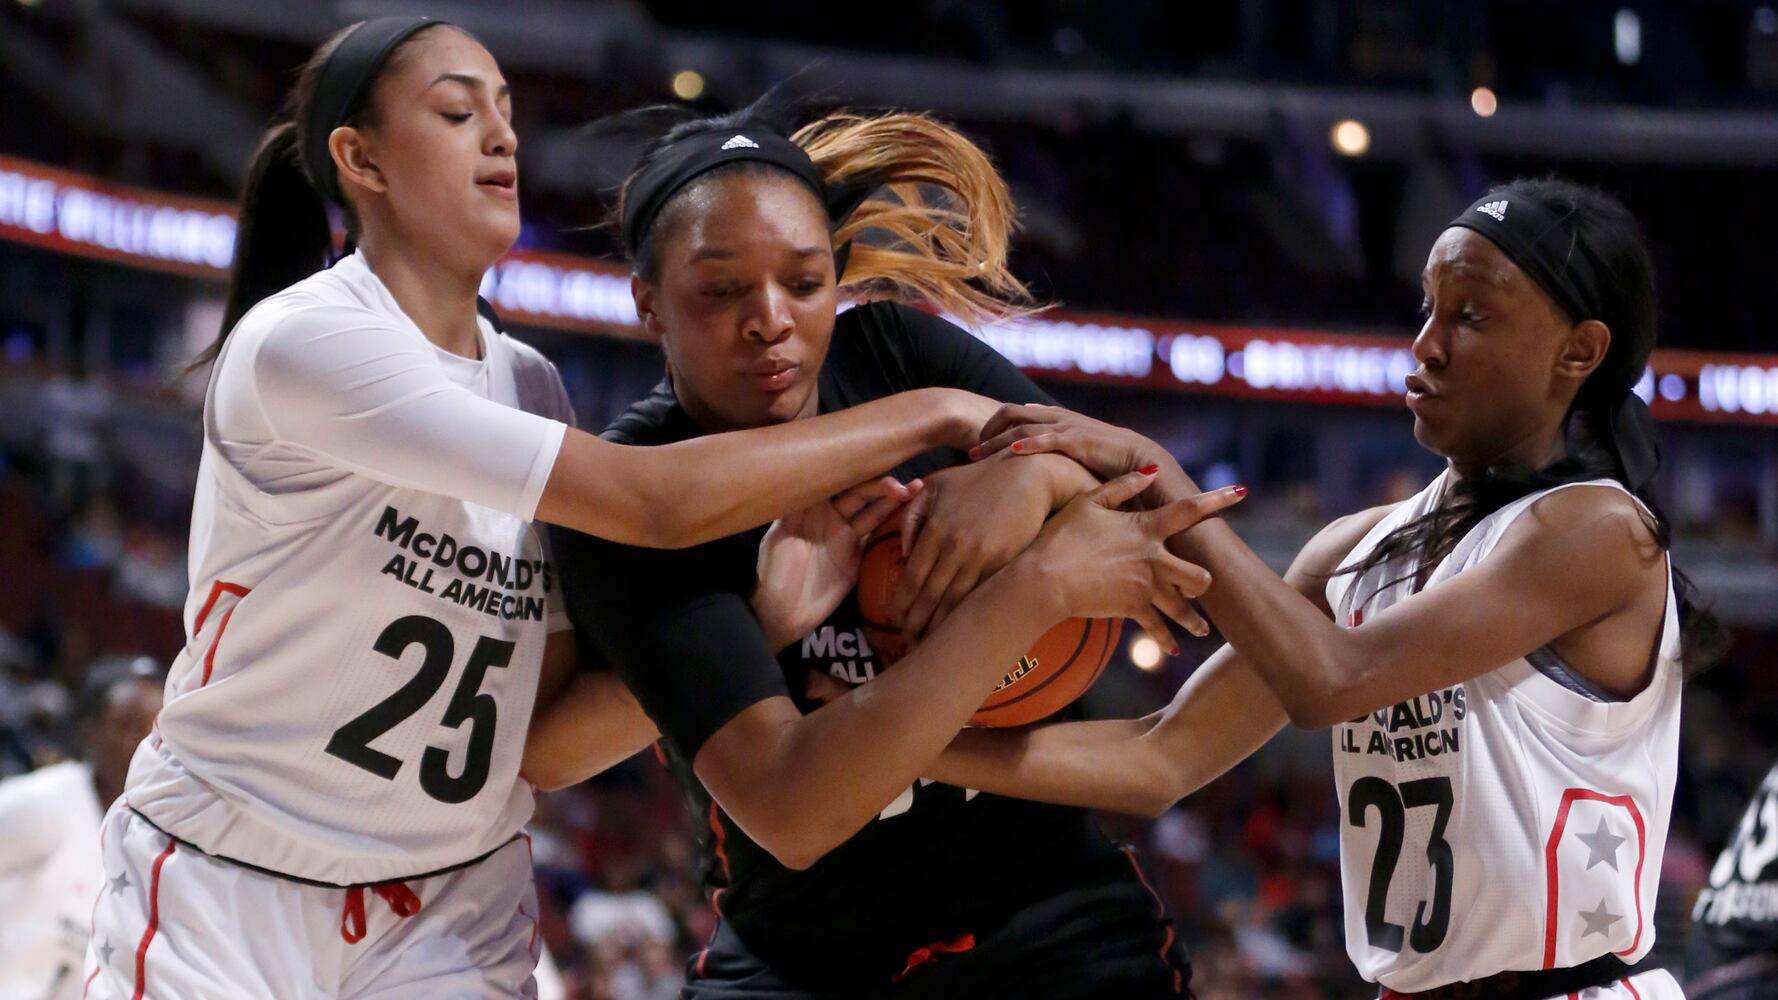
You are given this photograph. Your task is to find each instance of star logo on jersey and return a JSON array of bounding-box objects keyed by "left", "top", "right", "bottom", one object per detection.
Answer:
[
  {"left": 1578, "top": 898, "right": 1623, "bottom": 938},
  {"left": 108, "top": 870, "right": 131, "bottom": 895},
  {"left": 96, "top": 938, "right": 114, "bottom": 965},
  {"left": 1576, "top": 816, "right": 1627, "bottom": 871}
]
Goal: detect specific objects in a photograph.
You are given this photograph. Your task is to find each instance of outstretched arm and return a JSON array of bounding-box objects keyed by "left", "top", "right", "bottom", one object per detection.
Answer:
[
  {"left": 976, "top": 405, "right": 1671, "bottom": 727},
  {"left": 540, "top": 387, "right": 998, "bottom": 549},
  {"left": 925, "top": 508, "right": 1381, "bottom": 816}
]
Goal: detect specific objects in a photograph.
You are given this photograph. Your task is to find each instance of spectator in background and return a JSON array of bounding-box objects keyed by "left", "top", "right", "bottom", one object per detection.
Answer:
[
  {"left": 37, "top": 360, "right": 114, "bottom": 518},
  {"left": 0, "top": 656, "right": 162, "bottom": 1000}
]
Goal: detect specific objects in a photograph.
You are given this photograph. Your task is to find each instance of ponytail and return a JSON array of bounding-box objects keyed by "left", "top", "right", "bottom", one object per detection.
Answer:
[
  {"left": 202, "top": 123, "right": 333, "bottom": 366},
  {"left": 191, "top": 18, "right": 449, "bottom": 370},
  {"left": 795, "top": 111, "right": 1030, "bottom": 327}
]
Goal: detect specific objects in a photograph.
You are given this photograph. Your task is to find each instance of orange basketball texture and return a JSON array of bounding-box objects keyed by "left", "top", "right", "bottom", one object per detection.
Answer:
[{"left": 856, "top": 528, "right": 1122, "bottom": 728}]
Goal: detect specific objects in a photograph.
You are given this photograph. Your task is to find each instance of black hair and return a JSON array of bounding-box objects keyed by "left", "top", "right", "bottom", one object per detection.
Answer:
[
  {"left": 197, "top": 21, "right": 452, "bottom": 368},
  {"left": 1342, "top": 177, "right": 1726, "bottom": 674}
]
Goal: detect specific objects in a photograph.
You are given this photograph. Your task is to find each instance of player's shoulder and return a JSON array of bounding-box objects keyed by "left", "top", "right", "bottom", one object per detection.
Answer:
[
  {"left": 1518, "top": 479, "right": 1653, "bottom": 536},
  {"left": 493, "top": 329, "right": 555, "bottom": 373},
  {"left": 228, "top": 260, "right": 405, "bottom": 362},
  {"left": 1497, "top": 479, "right": 1662, "bottom": 570}
]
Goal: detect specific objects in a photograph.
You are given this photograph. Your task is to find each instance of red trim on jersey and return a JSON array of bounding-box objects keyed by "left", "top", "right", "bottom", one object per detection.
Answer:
[
  {"left": 707, "top": 802, "right": 732, "bottom": 882},
  {"left": 517, "top": 832, "right": 541, "bottom": 957},
  {"left": 191, "top": 581, "right": 250, "bottom": 687},
  {"left": 890, "top": 932, "right": 975, "bottom": 983},
  {"left": 1621, "top": 978, "right": 1642, "bottom": 999},
  {"left": 1121, "top": 845, "right": 1185, "bottom": 994},
  {"left": 1541, "top": 788, "right": 1648, "bottom": 970},
  {"left": 130, "top": 838, "right": 176, "bottom": 1000},
  {"left": 81, "top": 967, "right": 101, "bottom": 999}
]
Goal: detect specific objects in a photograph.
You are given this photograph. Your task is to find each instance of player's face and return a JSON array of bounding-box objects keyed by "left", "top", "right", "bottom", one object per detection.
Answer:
[
  {"left": 1408, "top": 228, "right": 1588, "bottom": 467},
  {"left": 643, "top": 172, "right": 839, "bottom": 431},
  {"left": 90, "top": 679, "right": 163, "bottom": 791},
  {"left": 346, "top": 28, "right": 519, "bottom": 268}
]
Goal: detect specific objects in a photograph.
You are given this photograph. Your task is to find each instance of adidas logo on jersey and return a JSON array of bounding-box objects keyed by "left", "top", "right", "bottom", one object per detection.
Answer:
[
  {"left": 1476, "top": 200, "right": 1508, "bottom": 222},
  {"left": 720, "top": 134, "right": 759, "bottom": 150}
]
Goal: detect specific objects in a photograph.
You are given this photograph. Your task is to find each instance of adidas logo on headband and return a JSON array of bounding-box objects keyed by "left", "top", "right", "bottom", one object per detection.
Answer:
[
  {"left": 1476, "top": 200, "right": 1509, "bottom": 222},
  {"left": 720, "top": 134, "right": 759, "bottom": 150}
]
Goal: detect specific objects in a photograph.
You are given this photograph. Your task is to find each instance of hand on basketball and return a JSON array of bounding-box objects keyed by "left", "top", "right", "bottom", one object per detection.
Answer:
[
  {"left": 973, "top": 404, "right": 1201, "bottom": 504},
  {"left": 752, "top": 476, "right": 923, "bottom": 651},
  {"left": 891, "top": 454, "right": 1092, "bottom": 640},
  {"left": 1019, "top": 469, "right": 1244, "bottom": 652}
]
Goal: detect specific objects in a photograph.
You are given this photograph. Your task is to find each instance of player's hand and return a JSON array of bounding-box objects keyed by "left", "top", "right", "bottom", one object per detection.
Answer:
[
  {"left": 892, "top": 453, "right": 1097, "bottom": 640},
  {"left": 1017, "top": 469, "right": 1245, "bottom": 651},
  {"left": 972, "top": 403, "right": 1202, "bottom": 505},
  {"left": 752, "top": 477, "right": 922, "bottom": 651}
]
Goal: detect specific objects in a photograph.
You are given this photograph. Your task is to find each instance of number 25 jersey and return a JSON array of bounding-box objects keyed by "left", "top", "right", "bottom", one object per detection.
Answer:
[
  {"left": 125, "top": 253, "right": 573, "bottom": 885},
  {"left": 1326, "top": 473, "right": 1682, "bottom": 993}
]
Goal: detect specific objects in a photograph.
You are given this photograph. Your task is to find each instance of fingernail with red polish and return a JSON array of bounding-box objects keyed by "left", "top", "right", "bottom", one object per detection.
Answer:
[
  {"left": 1011, "top": 441, "right": 1025, "bottom": 453},
  {"left": 967, "top": 446, "right": 982, "bottom": 460},
  {"left": 1138, "top": 464, "right": 1160, "bottom": 475},
  {"left": 1232, "top": 484, "right": 1248, "bottom": 497}
]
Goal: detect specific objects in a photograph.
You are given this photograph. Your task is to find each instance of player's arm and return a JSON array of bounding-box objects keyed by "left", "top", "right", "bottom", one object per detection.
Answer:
[
  {"left": 924, "top": 508, "right": 1382, "bottom": 815},
  {"left": 973, "top": 407, "right": 1666, "bottom": 727},
  {"left": 568, "top": 474, "right": 1229, "bottom": 870},
  {"left": 243, "top": 304, "right": 1002, "bottom": 550},
  {"left": 1172, "top": 486, "right": 1662, "bottom": 726},
  {"left": 523, "top": 669, "right": 658, "bottom": 790}
]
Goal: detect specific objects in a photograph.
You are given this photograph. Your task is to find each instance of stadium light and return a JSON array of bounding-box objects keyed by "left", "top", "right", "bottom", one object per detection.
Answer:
[
  {"left": 1330, "top": 119, "right": 1370, "bottom": 157},
  {"left": 1615, "top": 9, "right": 1642, "bottom": 65},
  {"left": 1130, "top": 636, "right": 1165, "bottom": 672},
  {"left": 1470, "top": 87, "right": 1498, "bottom": 117},
  {"left": 671, "top": 70, "right": 706, "bottom": 101}
]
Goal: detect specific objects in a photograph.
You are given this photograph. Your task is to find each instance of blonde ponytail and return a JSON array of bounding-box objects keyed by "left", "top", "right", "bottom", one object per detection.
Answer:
[{"left": 792, "top": 112, "right": 1034, "bottom": 327}]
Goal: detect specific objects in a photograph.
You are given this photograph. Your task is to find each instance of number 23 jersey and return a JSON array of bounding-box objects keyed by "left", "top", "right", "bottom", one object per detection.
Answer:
[
  {"left": 1326, "top": 473, "right": 1682, "bottom": 993},
  {"left": 125, "top": 253, "right": 573, "bottom": 885}
]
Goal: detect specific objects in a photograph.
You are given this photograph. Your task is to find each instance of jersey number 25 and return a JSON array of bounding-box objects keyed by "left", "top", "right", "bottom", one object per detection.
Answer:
[{"left": 325, "top": 615, "right": 514, "bottom": 804}]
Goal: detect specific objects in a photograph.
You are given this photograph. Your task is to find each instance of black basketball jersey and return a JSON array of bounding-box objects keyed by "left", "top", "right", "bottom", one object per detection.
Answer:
[
  {"left": 554, "top": 302, "right": 1126, "bottom": 986},
  {"left": 1690, "top": 759, "right": 1778, "bottom": 976}
]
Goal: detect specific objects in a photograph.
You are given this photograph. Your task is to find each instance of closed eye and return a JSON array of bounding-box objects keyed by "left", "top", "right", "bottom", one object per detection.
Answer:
[{"left": 442, "top": 112, "right": 471, "bottom": 124}]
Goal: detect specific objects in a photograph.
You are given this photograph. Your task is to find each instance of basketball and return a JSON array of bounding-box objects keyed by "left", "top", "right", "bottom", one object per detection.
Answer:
[{"left": 856, "top": 527, "right": 1123, "bottom": 728}]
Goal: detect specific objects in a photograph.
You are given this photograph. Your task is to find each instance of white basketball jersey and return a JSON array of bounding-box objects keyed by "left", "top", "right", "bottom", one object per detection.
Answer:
[
  {"left": 1326, "top": 472, "right": 1682, "bottom": 993},
  {"left": 124, "top": 253, "right": 573, "bottom": 885}
]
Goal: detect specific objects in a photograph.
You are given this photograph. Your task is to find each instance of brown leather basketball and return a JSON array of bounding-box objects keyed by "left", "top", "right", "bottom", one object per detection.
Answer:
[{"left": 856, "top": 528, "right": 1121, "bottom": 728}]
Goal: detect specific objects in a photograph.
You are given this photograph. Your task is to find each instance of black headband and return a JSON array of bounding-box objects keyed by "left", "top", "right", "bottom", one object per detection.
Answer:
[
  {"left": 1447, "top": 191, "right": 1607, "bottom": 332},
  {"left": 303, "top": 16, "right": 441, "bottom": 203},
  {"left": 1446, "top": 191, "right": 1661, "bottom": 491},
  {"left": 620, "top": 126, "right": 876, "bottom": 277}
]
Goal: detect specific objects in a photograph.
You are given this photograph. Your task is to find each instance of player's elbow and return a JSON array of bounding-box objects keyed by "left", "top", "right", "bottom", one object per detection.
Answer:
[
  {"left": 732, "top": 806, "right": 845, "bottom": 871},
  {"left": 1127, "top": 752, "right": 1190, "bottom": 818},
  {"left": 520, "top": 760, "right": 576, "bottom": 793}
]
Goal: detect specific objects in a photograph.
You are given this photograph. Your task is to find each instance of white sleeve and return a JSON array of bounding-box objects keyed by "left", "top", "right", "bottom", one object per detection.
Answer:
[
  {"left": 506, "top": 344, "right": 580, "bottom": 635},
  {"left": 231, "top": 304, "right": 567, "bottom": 520}
]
